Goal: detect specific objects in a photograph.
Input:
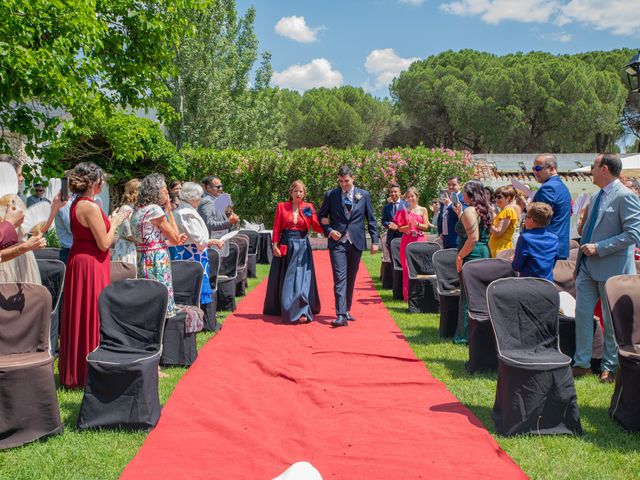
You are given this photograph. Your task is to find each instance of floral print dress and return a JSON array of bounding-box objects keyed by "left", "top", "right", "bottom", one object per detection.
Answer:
[{"left": 130, "top": 204, "right": 177, "bottom": 316}]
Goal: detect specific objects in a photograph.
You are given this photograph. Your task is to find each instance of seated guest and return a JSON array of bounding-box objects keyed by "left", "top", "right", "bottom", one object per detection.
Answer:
[
  {"left": 512, "top": 202, "right": 559, "bottom": 282},
  {"left": 112, "top": 179, "right": 141, "bottom": 265},
  {"left": 170, "top": 182, "right": 224, "bottom": 325},
  {"left": 381, "top": 182, "right": 405, "bottom": 252},
  {"left": 26, "top": 183, "right": 51, "bottom": 207},
  {"left": 489, "top": 185, "right": 521, "bottom": 258},
  {"left": 198, "top": 175, "right": 239, "bottom": 239}
]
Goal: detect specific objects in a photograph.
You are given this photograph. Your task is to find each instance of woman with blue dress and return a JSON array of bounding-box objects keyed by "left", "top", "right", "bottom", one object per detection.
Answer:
[
  {"left": 170, "top": 182, "right": 224, "bottom": 330},
  {"left": 263, "top": 180, "right": 323, "bottom": 323}
]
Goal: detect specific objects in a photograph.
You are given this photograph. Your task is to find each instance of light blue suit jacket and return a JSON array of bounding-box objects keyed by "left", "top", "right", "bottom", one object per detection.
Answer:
[{"left": 575, "top": 180, "right": 640, "bottom": 281}]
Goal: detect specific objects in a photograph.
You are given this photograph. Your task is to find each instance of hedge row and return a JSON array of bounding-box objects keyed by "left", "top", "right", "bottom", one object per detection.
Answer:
[{"left": 181, "top": 146, "right": 473, "bottom": 227}]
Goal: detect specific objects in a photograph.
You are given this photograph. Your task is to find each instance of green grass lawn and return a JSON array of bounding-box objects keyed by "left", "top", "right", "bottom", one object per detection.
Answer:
[
  {"left": 361, "top": 254, "right": 639, "bottom": 480},
  {"left": 0, "top": 264, "right": 270, "bottom": 480}
]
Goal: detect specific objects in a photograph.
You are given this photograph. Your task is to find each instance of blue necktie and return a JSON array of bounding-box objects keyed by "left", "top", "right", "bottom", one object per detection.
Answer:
[
  {"left": 343, "top": 193, "right": 352, "bottom": 212},
  {"left": 582, "top": 189, "right": 604, "bottom": 244}
]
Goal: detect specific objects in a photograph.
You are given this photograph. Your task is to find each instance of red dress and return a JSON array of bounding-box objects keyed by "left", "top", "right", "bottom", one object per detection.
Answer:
[{"left": 59, "top": 197, "right": 111, "bottom": 389}]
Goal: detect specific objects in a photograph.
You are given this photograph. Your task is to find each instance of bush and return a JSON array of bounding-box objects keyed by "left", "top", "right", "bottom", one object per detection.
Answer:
[{"left": 183, "top": 146, "right": 473, "bottom": 227}]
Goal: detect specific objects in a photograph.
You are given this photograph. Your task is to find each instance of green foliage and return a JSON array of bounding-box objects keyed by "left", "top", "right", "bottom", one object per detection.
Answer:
[
  {"left": 182, "top": 146, "right": 473, "bottom": 226},
  {"left": 391, "top": 50, "right": 629, "bottom": 153}
]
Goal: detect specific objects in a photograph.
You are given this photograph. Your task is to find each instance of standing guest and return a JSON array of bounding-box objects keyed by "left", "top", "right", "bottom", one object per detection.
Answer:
[
  {"left": 169, "top": 180, "right": 182, "bottom": 211},
  {"left": 529, "top": 153, "right": 572, "bottom": 259},
  {"left": 59, "top": 162, "right": 127, "bottom": 389},
  {"left": 55, "top": 195, "right": 74, "bottom": 263},
  {"left": 512, "top": 202, "right": 558, "bottom": 281},
  {"left": 170, "top": 182, "right": 224, "bottom": 329},
  {"left": 381, "top": 182, "right": 406, "bottom": 252},
  {"left": 572, "top": 153, "right": 640, "bottom": 383},
  {"left": 130, "top": 173, "right": 186, "bottom": 317},
  {"left": 438, "top": 176, "right": 465, "bottom": 248},
  {"left": 263, "top": 180, "right": 324, "bottom": 323},
  {"left": 454, "top": 180, "right": 492, "bottom": 344},
  {"left": 198, "top": 175, "right": 239, "bottom": 239},
  {"left": 393, "top": 187, "right": 430, "bottom": 301},
  {"left": 112, "top": 179, "right": 140, "bottom": 265},
  {"left": 26, "top": 183, "right": 51, "bottom": 208},
  {"left": 484, "top": 186, "right": 497, "bottom": 214},
  {"left": 489, "top": 185, "right": 521, "bottom": 258}
]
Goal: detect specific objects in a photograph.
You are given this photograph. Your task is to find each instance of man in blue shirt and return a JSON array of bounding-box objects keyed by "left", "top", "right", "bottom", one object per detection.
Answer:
[
  {"left": 438, "top": 176, "right": 465, "bottom": 249},
  {"left": 512, "top": 202, "right": 559, "bottom": 281},
  {"left": 530, "top": 153, "right": 572, "bottom": 259}
]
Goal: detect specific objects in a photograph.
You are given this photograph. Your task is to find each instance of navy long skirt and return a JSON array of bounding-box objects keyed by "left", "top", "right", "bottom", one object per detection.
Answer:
[{"left": 263, "top": 230, "right": 321, "bottom": 322}]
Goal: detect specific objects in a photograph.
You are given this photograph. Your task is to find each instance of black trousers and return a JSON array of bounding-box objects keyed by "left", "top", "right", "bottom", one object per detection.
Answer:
[{"left": 329, "top": 241, "right": 362, "bottom": 315}]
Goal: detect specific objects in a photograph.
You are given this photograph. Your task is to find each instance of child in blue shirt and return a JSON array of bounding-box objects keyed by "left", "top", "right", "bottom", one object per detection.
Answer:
[{"left": 512, "top": 202, "right": 559, "bottom": 281}]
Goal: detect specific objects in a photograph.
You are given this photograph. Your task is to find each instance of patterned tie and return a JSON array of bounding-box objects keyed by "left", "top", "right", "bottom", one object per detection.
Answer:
[
  {"left": 582, "top": 189, "right": 604, "bottom": 244},
  {"left": 343, "top": 192, "right": 353, "bottom": 213}
]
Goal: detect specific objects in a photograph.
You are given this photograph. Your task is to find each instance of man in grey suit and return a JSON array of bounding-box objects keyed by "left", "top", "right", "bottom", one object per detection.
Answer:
[
  {"left": 572, "top": 153, "right": 640, "bottom": 382},
  {"left": 198, "top": 175, "right": 240, "bottom": 239}
]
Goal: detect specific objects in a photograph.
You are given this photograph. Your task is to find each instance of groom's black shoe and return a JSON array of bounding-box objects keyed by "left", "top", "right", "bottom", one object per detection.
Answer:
[
  {"left": 331, "top": 315, "right": 348, "bottom": 328},
  {"left": 345, "top": 312, "right": 356, "bottom": 322}
]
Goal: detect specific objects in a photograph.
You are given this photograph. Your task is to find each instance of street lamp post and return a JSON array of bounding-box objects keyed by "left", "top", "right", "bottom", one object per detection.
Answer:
[{"left": 624, "top": 52, "right": 640, "bottom": 92}]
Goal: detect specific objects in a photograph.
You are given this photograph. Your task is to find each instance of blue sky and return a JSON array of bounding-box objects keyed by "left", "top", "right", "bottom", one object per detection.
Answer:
[{"left": 236, "top": 0, "right": 638, "bottom": 97}]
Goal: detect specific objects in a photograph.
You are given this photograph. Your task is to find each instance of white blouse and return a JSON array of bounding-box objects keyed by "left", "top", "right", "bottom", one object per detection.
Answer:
[{"left": 173, "top": 202, "right": 209, "bottom": 251}]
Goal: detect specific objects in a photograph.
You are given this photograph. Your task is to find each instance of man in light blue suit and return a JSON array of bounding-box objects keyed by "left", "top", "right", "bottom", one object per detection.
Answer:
[
  {"left": 318, "top": 166, "right": 379, "bottom": 328},
  {"left": 572, "top": 153, "right": 640, "bottom": 382}
]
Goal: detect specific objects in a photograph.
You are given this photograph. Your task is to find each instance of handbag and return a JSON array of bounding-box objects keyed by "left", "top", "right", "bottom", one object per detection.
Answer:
[{"left": 278, "top": 244, "right": 288, "bottom": 256}]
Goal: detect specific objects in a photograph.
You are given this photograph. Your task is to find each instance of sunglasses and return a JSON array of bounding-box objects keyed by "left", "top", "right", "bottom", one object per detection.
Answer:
[
  {"left": 495, "top": 194, "right": 505, "bottom": 199},
  {"left": 35, "top": 189, "right": 45, "bottom": 193},
  {"left": 213, "top": 184, "right": 223, "bottom": 189},
  {"left": 532, "top": 165, "right": 549, "bottom": 172}
]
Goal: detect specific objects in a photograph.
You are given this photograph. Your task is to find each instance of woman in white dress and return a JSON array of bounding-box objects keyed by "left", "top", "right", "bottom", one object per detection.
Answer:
[{"left": 112, "top": 178, "right": 140, "bottom": 264}]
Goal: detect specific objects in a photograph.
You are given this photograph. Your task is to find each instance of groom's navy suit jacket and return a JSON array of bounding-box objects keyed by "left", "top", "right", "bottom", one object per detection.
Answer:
[{"left": 318, "top": 187, "right": 379, "bottom": 251}]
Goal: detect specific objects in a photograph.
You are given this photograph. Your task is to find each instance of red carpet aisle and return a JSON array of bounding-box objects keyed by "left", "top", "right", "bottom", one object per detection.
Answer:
[{"left": 121, "top": 251, "right": 526, "bottom": 480}]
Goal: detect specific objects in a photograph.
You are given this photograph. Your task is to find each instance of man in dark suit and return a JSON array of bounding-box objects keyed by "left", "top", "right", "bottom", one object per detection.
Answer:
[
  {"left": 437, "top": 176, "right": 465, "bottom": 248},
  {"left": 381, "top": 182, "right": 406, "bottom": 251},
  {"left": 318, "top": 166, "right": 379, "bottom": 327}
]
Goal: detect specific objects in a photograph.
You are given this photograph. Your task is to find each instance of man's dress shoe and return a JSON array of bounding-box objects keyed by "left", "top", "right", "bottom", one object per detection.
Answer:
[{"left": 331, "top": 316, "right": 348, "bottom": 328}]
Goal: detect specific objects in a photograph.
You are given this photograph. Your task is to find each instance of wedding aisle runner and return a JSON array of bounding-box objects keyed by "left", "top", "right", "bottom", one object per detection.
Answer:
[{"left": 121, "top": 251, "right": 526, "bottom": 480}]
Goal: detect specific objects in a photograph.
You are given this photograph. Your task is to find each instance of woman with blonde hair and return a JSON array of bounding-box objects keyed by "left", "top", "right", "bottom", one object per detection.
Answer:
[
  {"left": 263, "top": 180, "right": 323, "bottom": 323},
  {"left": 112, "top": 178, "right": 141, "bottom": 264},
  {"left": 488, "top": 185, "right": 521, "bottom": 258}
]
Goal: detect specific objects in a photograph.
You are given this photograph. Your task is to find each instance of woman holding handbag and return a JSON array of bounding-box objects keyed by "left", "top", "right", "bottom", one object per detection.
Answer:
[{"left": 263, "top": 180, "right": 323, "bottom": 323}]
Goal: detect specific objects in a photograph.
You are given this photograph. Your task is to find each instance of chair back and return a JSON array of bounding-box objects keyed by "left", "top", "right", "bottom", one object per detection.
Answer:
[
  {"left": 33, "top": 248, "right": 61, "bottom": 261},
  {"left": 487, "top": 277, "right": 562, "bottom": 357},
  {"left": 238, "top": 230, "right": 259, "bottom": 254},
  {"left": 568, "top": 248, "right": 579, "bottom": 261},
  {"left": 605, "top": 275, "right": 640, "bottom": 350},
  {"left": 380, "top": 232, "right": 391, "bottom": 263},
  {"left": 432, "top": 249, "right": 460, "bottom": 295},
  {"left": 0, "top": 283, "right": 52, "bottom": 355},
  {"left": 35, "top": 259, "right": 65, "bottom": 315},
  {"left": 553, "top": 260, "right": 576, "bottom": 298},
  {"left": 390, "top": 238, "right": 402, "bottom": 270},
  {"left": 171, "top": 260, "right": 204, "bottom": 307},
  {"left": 230, "top": 234, "right": 249, "bottom": 270},
  {"left": 110, "top": 261, "right": 136, "bottom": 283},
  {"left": 98, "top": 279, "right": 168, "bottom": 353},
  {"left": 207, "top": 248, "right": 221, "bottom": 291},
  {"left": 462, "top": 258, "right": 515, "bottom": 322},
  {"left": 406, "top": 241, "right": 440, "bottom": 279},
  {"left": 495, "top": 249, "right": 514, "bottom": 260},
  {"left": 218, "top": 242, "right": 238, "bottom": 279}
]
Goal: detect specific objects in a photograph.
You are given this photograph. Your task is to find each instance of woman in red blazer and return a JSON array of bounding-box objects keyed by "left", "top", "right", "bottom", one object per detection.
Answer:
[{"left": 263, "top": 180, "right": 323, "bottom": 323}]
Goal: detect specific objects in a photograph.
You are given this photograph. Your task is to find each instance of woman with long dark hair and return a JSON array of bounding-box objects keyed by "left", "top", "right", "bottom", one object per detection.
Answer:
[{"left": 453, "top": 180, "right": 492, "bottom": 344}]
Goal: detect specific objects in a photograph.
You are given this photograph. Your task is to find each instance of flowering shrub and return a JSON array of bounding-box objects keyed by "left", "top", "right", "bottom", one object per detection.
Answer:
[{"left": 182, "top": 146, "right": 473, "bottom": 227}]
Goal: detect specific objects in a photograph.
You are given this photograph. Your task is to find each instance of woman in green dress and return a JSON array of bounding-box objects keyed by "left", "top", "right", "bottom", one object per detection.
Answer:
[{"left": 453, "top": 180, "right": 493, "bottom": 344}]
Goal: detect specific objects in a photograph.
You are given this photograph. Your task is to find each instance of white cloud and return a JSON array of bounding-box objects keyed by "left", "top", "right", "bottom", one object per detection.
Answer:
[
  {"left": 274, "top": 16, "right": 323, "bottom": 43},
  {"left": 272, "top": 58, "right": 343, "bottom": 91},
  {"left": 364, "top": 48, "right": 420, "bottom": 91},
  {"left": 439, "top": 0, "right": 640, "bottom": 36},
  {"left": 399, "top": 0, "right": 426, "bottom": 5}
]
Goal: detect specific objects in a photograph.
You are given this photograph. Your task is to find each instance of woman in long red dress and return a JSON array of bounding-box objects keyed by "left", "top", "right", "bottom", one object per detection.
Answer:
[
  {"left": 59, "top": 162, "right": 126, "bottom": 389},
  {"left": 393, "top": 187, "right": 430, "bottom": 302}
]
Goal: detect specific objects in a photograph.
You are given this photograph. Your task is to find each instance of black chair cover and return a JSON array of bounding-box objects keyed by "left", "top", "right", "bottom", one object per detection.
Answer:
[
  {"left": 433, "top": 249, "right": 461, "bottom": 338},
  {"left": 553, "top": 260, "right": 577, "bottom": 359},
  {"left": 204, "top": 248, "right": 221, "bottom": 332},
  {"left": 78, "top": 279, "right": 168, "bottom": 430},
  {"left": 0, "top": 283, "right": 63, "bottom": 449},
  {"left": 406, "top": 241, "right": 440, "bottom": 313},
  {"left": 218, "top": 242, "right": 238, "bottom": 311},
  {"left": 390, "top": 238, "right": 404, "bottom": 300},
  {"left": 487, "top": 277, "right": 582, "bottom": 437},
  {"left": 257, "top": 230, "right": 273, "bottom": 264},
  {"left": 110, "top": 261, "right": 136, "bottom": 283},
  {"left": 231, "top": 234, "right": 249, "bottom": 296},
  {"left": 161, "top": 261, "right": 204, "bottom": 366},
  {"left": 239, "top": 229, "right": 259, "bottom": 278},
  {"left": 462, "top": 258, "right": 515, "bottom": 373},
  {"left": 33, "top": 248, "right": 62, "bottom": 261},
  {"left": 605, "top": 274, "right": 640, "bottom": 431},
  {"left": 380, "top": 233, "right": 393, "bottom": 289},
  {"left": 36, "top": 259, "right": 65, "bottom": 356}
]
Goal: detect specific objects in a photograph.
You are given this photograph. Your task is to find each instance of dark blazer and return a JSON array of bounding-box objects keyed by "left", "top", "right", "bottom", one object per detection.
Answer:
[
  {"left": 318, "top": 187, "right": 379, "bottom": 251},
  {"left": 382, "top": 200, "right": 407, "bottom": 247},
  {"left": 437, "top": 192, "right": 465, "bottom": 249}
]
